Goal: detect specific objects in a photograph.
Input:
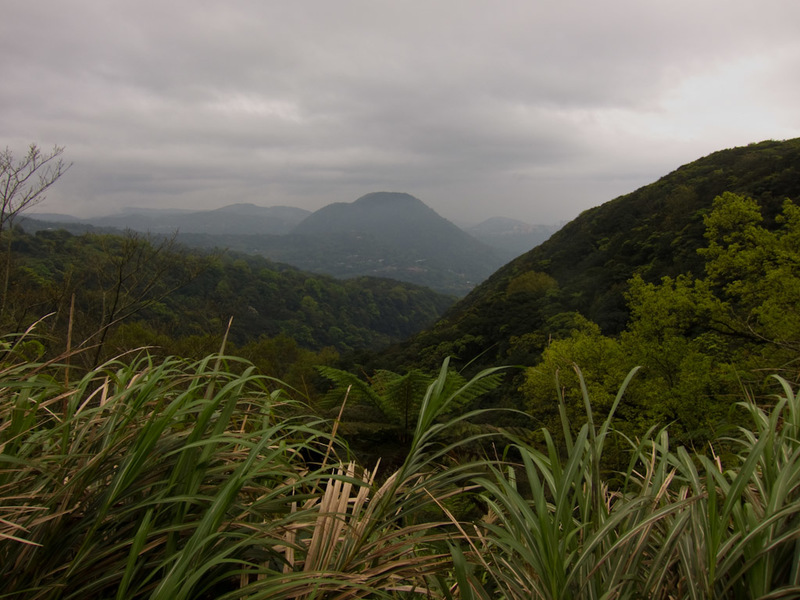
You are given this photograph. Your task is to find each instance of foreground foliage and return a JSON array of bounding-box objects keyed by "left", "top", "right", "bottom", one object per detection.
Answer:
[
  {"left": 456, "top": 370, "right": 800, "bottom": 599},
  {"left": 0, "top": 349, "right": 502, "bottom": 599},
  {"left": 1, "top": 349, "right": 799, "bottom": 598}
]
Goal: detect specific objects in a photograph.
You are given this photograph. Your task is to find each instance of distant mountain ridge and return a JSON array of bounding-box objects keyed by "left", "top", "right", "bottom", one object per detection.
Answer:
[
  {"left": 29, "top": 192, "right": 543, "bottom": 296},
  {"left": 32, "top": 203, "right": 311, "bottom": 236},
  {"left": 201, "top": 191, "right": 509, "bottom": 296},
  {"left": 290, "top": 192, "right": 503, "bottom": 286},
  {"left": 466, "top": 217, "right": 559, "bottom": 259},
  {"left": 294, "top": 192, "right": 442, "bottom": 238}
]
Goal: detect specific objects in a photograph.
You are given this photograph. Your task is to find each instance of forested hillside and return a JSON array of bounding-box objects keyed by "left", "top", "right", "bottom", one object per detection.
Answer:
[
  {"left": 381, "top": 139, "right": 800, "bottom": 371},
  {"left": 2, "top": 227, "right": 454, "bottom": 367}
]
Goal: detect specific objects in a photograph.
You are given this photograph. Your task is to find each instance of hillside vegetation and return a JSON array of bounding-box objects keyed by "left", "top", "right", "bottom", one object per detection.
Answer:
[
  {"left": 2, "top": 227, "right": 454, "bottom": 365},
  {"left": 383, "top": 139, "right": 800, "bottom": 371}
]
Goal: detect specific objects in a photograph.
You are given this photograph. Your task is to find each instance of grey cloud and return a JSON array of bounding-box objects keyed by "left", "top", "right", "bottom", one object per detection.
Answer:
[{"left": 2, "top": 0, "right": 799, "bottom": 224}]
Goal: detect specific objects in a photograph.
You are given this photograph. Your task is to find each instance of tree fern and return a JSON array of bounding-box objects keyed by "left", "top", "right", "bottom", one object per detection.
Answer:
[{"left": 317, "top": 362, "right": 503, "bottom": 442}]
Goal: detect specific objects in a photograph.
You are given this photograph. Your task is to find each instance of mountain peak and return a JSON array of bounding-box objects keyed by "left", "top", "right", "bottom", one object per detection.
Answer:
[
  {"left": 353, "top": 192, "right": 424, "bottom": 206},
  {"left": 290, "top": 191, "right": 504, "bottom": 294},
  {"left": 294, "top": 192, "right": 440, "bottom": 236}
]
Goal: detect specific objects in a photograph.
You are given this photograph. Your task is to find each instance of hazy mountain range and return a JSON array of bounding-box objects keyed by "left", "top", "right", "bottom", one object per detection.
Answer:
[
  {"left": 31, "top": 204, "right": 312, "bottom": 236},
  {"left": 26, "top": 193, "right": 558, "bottom": 296}
]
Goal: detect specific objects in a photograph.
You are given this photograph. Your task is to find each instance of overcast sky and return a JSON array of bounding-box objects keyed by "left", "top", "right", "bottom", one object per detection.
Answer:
[{"left": 2, "top": 1, "right": 799, "bottom": 225}]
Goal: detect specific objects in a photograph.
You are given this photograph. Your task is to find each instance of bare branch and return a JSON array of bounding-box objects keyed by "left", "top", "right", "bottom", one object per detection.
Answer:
[{"left": 0, "top": 144, "right": 71, "bottom": 234}]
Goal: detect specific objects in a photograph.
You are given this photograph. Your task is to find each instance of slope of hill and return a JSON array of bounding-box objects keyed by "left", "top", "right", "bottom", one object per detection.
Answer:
[
  {"left": 288, "top": 192, "right": 505, "bottom": 293},
  {"left": 3, "top": 227, "right": 455, "bottom": 360},
  {"left": 377, "top": 138, "right": 800, "bottom": 372}
]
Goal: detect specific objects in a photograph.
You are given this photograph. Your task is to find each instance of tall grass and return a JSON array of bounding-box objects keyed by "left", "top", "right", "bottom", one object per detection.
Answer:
[
  {"left": 2, "top": 349, "right": 799, "bottom": 599},
  {"left": 0, "top": 350, "right": 503, "bottom": 599},
  {"left": 1, "top": 352, "right": 331, "bottom": 598},
  {"left": 451, "top": 368, "right": 800, "bottom": 599}
]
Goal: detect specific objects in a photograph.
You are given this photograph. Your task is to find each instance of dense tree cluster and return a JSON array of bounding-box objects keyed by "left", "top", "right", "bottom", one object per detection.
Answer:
[{"left": 521, "top": 192, "right": 800, "bottom": 445}]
